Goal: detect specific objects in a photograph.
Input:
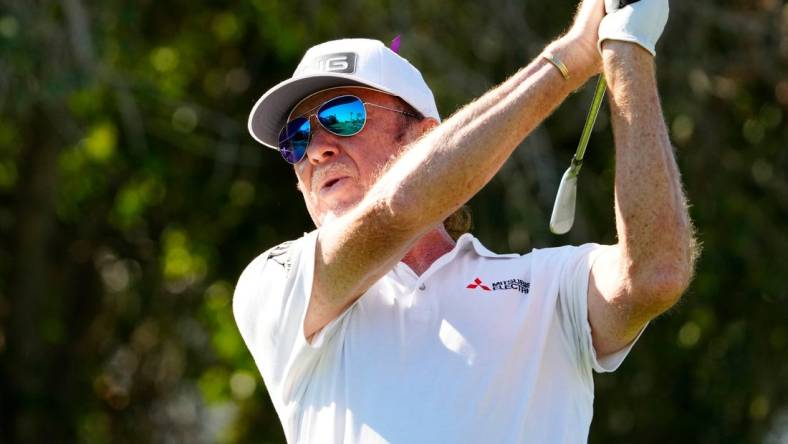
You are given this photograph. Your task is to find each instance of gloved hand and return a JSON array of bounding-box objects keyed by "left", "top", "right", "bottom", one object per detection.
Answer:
[{"left": 598, "top": 0, "right": 669, "bottom": 56}]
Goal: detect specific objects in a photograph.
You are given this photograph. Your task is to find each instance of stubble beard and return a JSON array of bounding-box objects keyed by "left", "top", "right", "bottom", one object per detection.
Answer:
[{"left": 308, "top": 149, "right": 403, "bottom": 228}]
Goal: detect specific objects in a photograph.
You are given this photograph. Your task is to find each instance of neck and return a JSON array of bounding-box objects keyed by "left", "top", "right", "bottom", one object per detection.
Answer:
[{"left": 401, "top": 226, "right": 456, "bottom": 275}]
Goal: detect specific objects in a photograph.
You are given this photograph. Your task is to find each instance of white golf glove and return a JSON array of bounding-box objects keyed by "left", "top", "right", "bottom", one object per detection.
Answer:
[{"left": 598, "top": 0, "right": 669, "bottom": 56}]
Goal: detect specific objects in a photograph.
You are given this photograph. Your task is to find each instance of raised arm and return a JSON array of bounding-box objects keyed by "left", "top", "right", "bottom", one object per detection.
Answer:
[
  {"left": 306, "top": 1, "right": 608, "bottom": 339},
  {"left": 587, "top": 41, "right": 696, "bottom": 356}
]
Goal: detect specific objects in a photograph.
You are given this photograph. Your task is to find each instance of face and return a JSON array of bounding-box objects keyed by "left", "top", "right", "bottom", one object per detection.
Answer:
[{"left": 289, "top": 87, "right": 429, "bottom": 226}]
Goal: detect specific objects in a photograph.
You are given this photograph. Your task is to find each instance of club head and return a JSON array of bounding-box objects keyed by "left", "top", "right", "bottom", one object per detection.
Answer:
[{"left": 549, "top": 167, "right": 579, "bottom": 235}]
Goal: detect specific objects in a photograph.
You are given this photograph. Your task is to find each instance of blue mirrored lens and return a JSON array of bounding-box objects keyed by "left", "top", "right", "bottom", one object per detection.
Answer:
[
  {"left": 317, "top": 96, "right": 365, "bottom": 136},
  {"left": 278, "top": 117, "right": 310, "bottom": 164}
]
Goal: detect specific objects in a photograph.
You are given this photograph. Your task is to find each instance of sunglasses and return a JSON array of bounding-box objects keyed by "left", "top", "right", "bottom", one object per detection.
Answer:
[{"left": 278, "top": 94, "right": 420, "bottom": 164}]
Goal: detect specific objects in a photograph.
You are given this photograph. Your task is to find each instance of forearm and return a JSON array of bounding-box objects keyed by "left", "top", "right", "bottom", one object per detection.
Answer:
[
  {"left": 310, "top": 2, "right": 607, "bottom": 336},
  {"left": 376, "top": 36, "right": 596, "bottom": 230},
  {"left": 313, "top": 38, "right": 594, "bottom": 317},
  {"left": 603, "top": 42, "right": 693, "bottom": 294}
]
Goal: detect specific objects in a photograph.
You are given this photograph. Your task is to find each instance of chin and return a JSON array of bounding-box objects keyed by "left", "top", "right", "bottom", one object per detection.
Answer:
[
  {"left": 319, "top": 212, "right": 338, "bottom": 226},
  {"left": 316, "top": 198, "right": 362, "bottom": 226}
]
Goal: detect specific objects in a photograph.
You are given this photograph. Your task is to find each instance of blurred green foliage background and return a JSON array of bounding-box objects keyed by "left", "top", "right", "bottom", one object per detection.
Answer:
[{"left": 1, "top": 0, "right": 787, "bottom": 442}]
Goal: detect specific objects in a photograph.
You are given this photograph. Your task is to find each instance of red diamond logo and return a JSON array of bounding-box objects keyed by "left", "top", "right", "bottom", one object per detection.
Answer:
[{"left": 466, "top": 278, "right": 491, "bottom": 291}]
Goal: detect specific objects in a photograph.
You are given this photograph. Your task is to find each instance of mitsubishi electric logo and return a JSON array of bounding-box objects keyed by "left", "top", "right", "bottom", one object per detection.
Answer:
[
  {"left": 466, "top": 278, "right": 491, "bottom": 291},
  {"left": 466, "top": 277, "right": 530, "bottom": 295},
  {"left": 298, "top": 52, "right": 358, "bottom": 74}
]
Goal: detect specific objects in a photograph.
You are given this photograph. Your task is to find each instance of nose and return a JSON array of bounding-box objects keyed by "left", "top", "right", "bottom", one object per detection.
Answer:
[{"left": 305, "top": 123, "right": 341, "bottom": 165}]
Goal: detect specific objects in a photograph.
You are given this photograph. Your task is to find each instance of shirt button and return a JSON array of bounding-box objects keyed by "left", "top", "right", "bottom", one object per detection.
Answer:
[{"left": 419, "top": 284, "right": 426, "bottom": 291}]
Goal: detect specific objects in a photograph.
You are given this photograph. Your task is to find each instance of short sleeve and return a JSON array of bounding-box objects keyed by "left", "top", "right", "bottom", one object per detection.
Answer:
[
  {"left": 556, "top": 244, "right": 647, "bottom": 373},
  {"left": 232, "top": 230, "right": 349, "bottom": 410}
]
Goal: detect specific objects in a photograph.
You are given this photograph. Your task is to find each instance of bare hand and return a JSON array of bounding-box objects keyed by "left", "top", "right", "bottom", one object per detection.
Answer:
[{"left": 564, "top": 0, "right": 606, "bottom": 78}]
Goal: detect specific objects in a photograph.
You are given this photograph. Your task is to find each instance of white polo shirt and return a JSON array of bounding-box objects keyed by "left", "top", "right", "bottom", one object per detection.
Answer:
[{"left": 233, "top": 230, "right": 644, "bottom": 444}]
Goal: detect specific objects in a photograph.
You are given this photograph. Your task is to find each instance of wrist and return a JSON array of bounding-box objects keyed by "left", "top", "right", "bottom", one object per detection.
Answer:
[
  {"left": 602, "top": 39, "right": 655, "bottom": 63},
  {"left": 602, "top": 41, "right": 655, "bottom": 77},
  {"left": 601, "top": 41, "right": 656, "bottom": 92},
  {"left": 544, "top": 35, "right": 600, "bottom": 87}
]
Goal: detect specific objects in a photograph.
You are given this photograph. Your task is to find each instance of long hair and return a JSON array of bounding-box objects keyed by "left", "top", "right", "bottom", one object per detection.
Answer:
[{"left": 444, "top": 205, "right": 473, "bottom": 241}]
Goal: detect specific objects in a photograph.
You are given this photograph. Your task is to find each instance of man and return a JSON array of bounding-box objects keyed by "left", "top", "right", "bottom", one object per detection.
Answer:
[{"left": 234, "top": 0, "right": 696, "bottom": 442}]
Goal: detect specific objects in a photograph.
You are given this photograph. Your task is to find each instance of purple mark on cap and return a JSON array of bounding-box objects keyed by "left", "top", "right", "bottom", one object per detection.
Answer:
[{"left": 390, "top": 35, "right": 401, "bottom": 54}]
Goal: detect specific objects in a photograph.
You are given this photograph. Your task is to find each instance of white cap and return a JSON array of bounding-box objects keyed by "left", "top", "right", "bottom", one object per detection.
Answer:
[{"left": 248, "top": 38, "right": 441, "bottom": 150}]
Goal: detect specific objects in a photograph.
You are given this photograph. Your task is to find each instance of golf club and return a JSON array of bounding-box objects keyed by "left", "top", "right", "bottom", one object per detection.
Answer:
[
  {"left": 549, "top": 75, "right": 607, "bottom": 235},
  {"left": 548, "top": 0, "right": 641, "bottom": 235}
]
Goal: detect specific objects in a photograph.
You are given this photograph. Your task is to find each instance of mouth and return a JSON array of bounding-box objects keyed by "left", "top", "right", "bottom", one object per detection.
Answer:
[
  {"left": 320, "top": 176, "right": 350, "bottom": 193},
  {"left": 311, "top": 163, "right": 356, "bottom": 196}
]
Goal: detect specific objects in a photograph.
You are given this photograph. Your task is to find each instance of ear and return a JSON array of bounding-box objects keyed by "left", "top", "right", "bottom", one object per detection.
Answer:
[
  {"left": 417, "top": 117, "right": 439, "bottom": 136},
  {"left": 398, "top": 116, "right": 439, "bottom": 146}
]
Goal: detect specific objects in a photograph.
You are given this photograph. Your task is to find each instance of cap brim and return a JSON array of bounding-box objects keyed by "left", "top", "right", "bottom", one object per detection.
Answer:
[{"left": 248, "top": 73, "right": 395, "bottom": 150}]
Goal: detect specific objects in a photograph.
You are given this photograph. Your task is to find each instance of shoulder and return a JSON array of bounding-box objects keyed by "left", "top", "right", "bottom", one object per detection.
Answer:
[
  {"left": 239, "top": 232, "right": 317, "bottom": 280},
  {"left": 233, "top": 235, "right": 311, "bottom": 300},
  {"left": 531, "top": 243, "right": 605, "bottom": 268},
  {"left": 232, "top": 233, "right": 317, "bottom": 336},
  {"left": 263, "top": 239, "right": 297, "bottom": 273}
]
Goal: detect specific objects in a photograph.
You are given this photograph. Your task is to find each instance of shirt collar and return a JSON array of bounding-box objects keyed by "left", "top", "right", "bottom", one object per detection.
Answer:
[{"left": 454, "top": 233, "right": 521, "bottom": 259}]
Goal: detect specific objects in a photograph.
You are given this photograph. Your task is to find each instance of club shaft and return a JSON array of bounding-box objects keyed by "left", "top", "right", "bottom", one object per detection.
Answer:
[{"left": 573, "top": 75, "right": 607, "bottom": 164}]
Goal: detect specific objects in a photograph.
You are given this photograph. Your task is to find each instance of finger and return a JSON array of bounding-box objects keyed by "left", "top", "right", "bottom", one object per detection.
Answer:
[
  {"left": 573, "top": 0, "right": 605, "bottom": 33},
  {"left": 578, "top": 0, "right": 605, "bottom": 21}
]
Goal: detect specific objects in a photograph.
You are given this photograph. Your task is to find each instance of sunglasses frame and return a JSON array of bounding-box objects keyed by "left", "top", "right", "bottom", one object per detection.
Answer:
[{"left": 278, "top": 87, "right": 421, "bottom": 164}]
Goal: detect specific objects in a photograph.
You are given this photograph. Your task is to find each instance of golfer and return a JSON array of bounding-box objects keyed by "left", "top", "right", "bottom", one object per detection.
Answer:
[{"left": 234, "top": 0, "right": 695, "bottom": 442}]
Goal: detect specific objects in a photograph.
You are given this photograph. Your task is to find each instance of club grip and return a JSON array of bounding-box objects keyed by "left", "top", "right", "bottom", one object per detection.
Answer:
[{"left": 618, "top": 0, "right": 641, "bottom": 5}]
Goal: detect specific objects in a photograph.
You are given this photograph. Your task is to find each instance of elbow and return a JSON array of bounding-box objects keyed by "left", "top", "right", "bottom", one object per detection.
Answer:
[
  {"left": 361, "top": 185, "right": 425, "bottom": 238},
  {"left": 382, "top": 181, "right": 446, "bottom": 233},
  {"left": 628, "top": 227, "right": 699, "bottom": 316},
  {"left": 385, "top": 192, "right": 420, "bottom": 229},
  {"left": 630, "top": 261, "right": 693, "bottom": 317}
]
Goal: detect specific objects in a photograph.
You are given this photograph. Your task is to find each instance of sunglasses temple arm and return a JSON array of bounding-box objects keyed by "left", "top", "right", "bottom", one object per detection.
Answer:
[{"left": 363, "top": 102, "right": 421, "bottom": 118}]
